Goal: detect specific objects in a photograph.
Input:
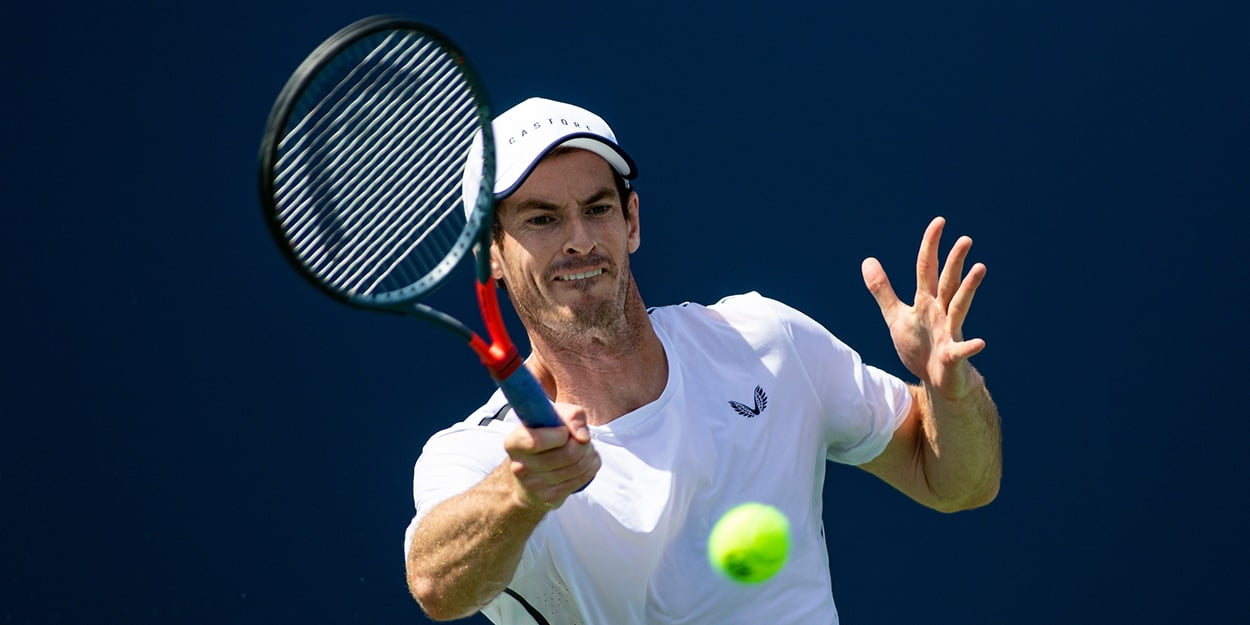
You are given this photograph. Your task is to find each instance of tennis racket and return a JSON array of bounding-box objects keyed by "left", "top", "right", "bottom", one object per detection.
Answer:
[{"left": 258, "top": 15, "right": 560, "bottom": 429}]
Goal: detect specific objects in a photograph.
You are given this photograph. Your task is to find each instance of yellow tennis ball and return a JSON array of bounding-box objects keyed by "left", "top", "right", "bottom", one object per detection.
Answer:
[{"left": 707, "top": 502, "right": 791, "bottom": 584}]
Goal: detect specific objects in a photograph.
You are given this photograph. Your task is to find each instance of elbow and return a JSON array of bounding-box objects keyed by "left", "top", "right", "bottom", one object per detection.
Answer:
[
  {"left": 414, "top": 602, "right": 465, "bottom": 622},
  {"left": 931, "top": 475, "right": 1001, "bottom": 514},
  {"left": 407, "top": 571, "right": 480, "bottom": 622},
  {"left": 406, "top": 574, "right": 446, "bottom": 620},
  {"left": 935, "top": 488, "right": 998, "bottom": 514}
]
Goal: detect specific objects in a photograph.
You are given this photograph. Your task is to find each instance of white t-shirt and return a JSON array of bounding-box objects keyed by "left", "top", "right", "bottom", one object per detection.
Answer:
[{"left": 404, "top": 292, "right": 912, "bottom": 625}]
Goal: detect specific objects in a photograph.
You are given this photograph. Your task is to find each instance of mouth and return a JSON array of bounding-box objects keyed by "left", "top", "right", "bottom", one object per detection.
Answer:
[{"left": 555, "top": 268, "right": 605, "bottom": 282}]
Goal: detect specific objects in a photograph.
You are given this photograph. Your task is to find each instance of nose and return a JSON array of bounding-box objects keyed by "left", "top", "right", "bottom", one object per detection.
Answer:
[{"left": 563, "top": 213, "right": 596, "bottom": 256}]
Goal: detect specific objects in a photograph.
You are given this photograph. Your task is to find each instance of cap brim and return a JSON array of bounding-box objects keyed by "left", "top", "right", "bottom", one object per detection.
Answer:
[{"left": 495, "top": 133, "right": 637, "bottom": 199}]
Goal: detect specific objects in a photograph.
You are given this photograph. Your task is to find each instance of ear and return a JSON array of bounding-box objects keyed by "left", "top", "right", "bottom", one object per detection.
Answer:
[
  {"left": 489, "top": 241, "right": 505, "bottom": 279},
  {"left": 626, "top": 191, "right": 641, "bottom": 254}
]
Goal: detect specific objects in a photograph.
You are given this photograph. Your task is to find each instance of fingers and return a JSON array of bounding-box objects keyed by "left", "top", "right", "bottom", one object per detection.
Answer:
[
  {"left": 940, "top": 230, "right": 986, "bottom": 366},
  {"left": 504, "top": 402, "right": 590, "bottom": 453},
  {"left": 503, "top": 402, "right": 600, "bottom": 508},
  {"left": 916, "top": 216, "right": 945, "bottom": 296},
  {"left": 945, "top": 337, "right": 987, "bottom": 362},
  {"left": 919, "top": 217, "right": 981, "bottom": 318},
  {"left": 937, "top": 235, "right": 972, "bottom": 309},
  {"left": 868, "top": 217, "right": 976, "bottom": 321},
  {"left": 862, "top": 257, "right": 901, "bottom": 320},
  {"left": 947, "top": 262, "right": 986, "bottom": 334}
]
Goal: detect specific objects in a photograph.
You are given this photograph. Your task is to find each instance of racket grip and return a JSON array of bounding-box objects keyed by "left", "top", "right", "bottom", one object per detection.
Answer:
[{"left": 496, "top": 366, "right": 562, "bottom": 428}]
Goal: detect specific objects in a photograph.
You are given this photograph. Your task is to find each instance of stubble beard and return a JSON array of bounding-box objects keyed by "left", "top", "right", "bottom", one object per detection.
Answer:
[{"left": 511, "top": 257, "right": 643, "bottom": 353}]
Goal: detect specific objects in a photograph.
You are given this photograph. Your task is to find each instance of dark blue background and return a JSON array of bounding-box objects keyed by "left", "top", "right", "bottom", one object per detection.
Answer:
[{"left": 5, "top": 1, "right": 1248, "bottom": 623}]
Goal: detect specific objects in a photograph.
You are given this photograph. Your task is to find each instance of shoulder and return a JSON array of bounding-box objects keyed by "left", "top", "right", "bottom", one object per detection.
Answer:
[
  {"left": 647, "top": 292, "right": 856, "bottom": 370},
  {"left": 712, "top": 291, "right": 815, "bottom": 326},
  {"left": 647, "top": 291, "right": 807, "bottom": 330},
  {"left": 668, "top": 291, "right": 839, "bottom": 344},
  {"left": 442, "top": 385, "right": 546, "bottom": 432},
  {"left": 417, "top": 391, "right": 514, "bottom": 465},
  {"left": 409, "top": 392, "right": 514, "bottom": 521}
]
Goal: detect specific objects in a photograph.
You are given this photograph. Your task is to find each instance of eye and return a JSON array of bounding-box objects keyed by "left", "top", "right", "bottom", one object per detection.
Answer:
[
  {"left": 526, "top": 214, "right": 556, "bottom": 226},
  {"left": 585, "top": 204, "right": 612, "bottom": 216}
]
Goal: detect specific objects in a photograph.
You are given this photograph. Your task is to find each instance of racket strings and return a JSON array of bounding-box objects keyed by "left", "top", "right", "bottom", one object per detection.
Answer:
[
  {"left": 344, "top": 88, "right": 478, "bottom": 294},
  {"left": 282, "top": 38, "right": 453, "bottom": 234},
  {"left": 273, "top": 30, "right": 480, "bottom": 298},
  {"left": 280, "top": 34, "right": 466, "bottom": 286},
  {"left": 277, "top": 34, "right": 429, "bottom": 234},
  {"left": 293, "top": 78, "right": 465, "bottom": 290}
]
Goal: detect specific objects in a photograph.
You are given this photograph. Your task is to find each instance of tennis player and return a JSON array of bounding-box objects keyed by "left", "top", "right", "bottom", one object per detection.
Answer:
[{"left": 403, "top": 97, "right": 1001, "bottom": 624}]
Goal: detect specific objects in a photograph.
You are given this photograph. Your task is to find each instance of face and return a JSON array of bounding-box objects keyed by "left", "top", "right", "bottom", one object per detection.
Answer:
[{"left": 491, "top": 149, "right": 641, "bottom": 343}]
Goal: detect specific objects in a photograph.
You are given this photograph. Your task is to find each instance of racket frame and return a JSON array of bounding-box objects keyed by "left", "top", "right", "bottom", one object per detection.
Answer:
[{"left": 258, "top": 16, "right": 551, "bottom": 423}]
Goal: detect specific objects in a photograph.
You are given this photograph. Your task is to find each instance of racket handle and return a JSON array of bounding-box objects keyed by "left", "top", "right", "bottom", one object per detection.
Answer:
[{"left": 496, "top": 366, "right": 562, "bottom": 428}]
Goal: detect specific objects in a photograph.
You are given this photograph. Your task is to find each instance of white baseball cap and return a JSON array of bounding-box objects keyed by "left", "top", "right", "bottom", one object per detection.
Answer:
[{"left": 462, "top": 97, "right": 637, "bottom": 217}]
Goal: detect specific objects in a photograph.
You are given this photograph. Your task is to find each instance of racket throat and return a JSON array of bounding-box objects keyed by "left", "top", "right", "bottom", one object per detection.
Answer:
[
  {"left": 471, "top": 280, "right": 525, "bottom": 381},
  {"left": 481, "top": 344, "right": 523, "bottom": 381}
]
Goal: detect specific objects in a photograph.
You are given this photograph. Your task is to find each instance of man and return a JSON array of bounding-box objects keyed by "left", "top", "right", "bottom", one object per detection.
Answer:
[{"left": 404, "top": 97, "right": 1001, "bottom": 624}]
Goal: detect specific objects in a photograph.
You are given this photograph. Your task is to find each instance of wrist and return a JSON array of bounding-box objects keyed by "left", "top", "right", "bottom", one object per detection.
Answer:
[{"left": 923, "top": 363, "right": 985, "bottom": 404}]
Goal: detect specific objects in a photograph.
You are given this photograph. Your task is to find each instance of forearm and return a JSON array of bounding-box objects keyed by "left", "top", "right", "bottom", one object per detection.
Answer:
[
  {"left": 405, "top": 461, "right": 547, "bottom": 621},
  {"left": 914, "top": 365, "right": 1002, "bottom": 511}
]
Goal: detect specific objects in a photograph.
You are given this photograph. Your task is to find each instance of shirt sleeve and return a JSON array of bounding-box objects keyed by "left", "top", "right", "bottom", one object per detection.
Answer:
[
  {"left": 753, "top": 293, "right": 913, "bottom": 466},
  {"left": 402, "top": 398, "right": 511, "bottom": 557}
]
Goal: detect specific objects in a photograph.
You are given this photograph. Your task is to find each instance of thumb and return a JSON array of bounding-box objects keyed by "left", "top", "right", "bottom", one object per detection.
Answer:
[
  {"left": 862, "top": 257, "right": 901, "bottom": 319},
  {"left": 552, "top": 402, "right": 592, "bottom": 444}
]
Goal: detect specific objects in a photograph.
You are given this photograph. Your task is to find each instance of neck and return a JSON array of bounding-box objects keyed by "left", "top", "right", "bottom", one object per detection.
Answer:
[{"left": 523, "top": 284, "right": 667, "bottom": 426}]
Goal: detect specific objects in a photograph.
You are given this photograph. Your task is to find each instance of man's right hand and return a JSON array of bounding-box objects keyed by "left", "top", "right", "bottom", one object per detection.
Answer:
[{"left": 503, "top": 401, "right": 600, "bottom": 510}]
